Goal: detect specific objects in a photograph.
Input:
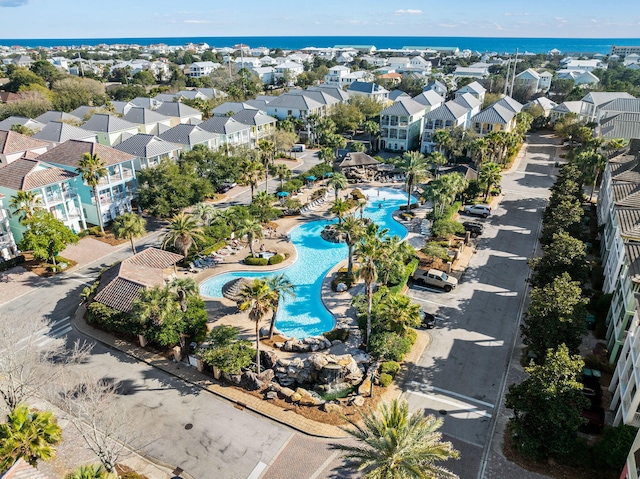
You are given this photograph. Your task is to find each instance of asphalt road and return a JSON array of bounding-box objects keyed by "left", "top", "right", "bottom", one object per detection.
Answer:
[{"left": 403, "top": 132, "right": 558, "bottom": 478}]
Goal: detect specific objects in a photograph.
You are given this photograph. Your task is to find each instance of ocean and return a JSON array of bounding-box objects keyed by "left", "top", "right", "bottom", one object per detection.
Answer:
[{"left": 1, "top": 36, "right": 639, "bottom": 55}]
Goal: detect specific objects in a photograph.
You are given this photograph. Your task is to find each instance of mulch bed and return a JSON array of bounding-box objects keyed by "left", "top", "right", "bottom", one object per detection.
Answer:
[{"left": 20, "top": 252, "right": 78, "bottom": 277}]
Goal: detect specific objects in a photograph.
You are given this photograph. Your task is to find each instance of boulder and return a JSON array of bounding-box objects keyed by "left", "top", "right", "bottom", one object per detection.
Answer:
[
  {"left": 331, "top": 339, "right": 343, "bottom": 346},
  {"left": 223, "top": 373, "right": 243, "bottom": 386},
  {"left": 283, "top": 339, "right": 297, "bottom": 352},
  {"left": 290, "top": 392, "right": 303, "bottom": 403},
  {"left": 278, "top": 387, "right": 296, "bottom": 400},
  {"left": 296, "top": 387, "right": 321, "bottom": 406},
  {"left": 257, "top": 368, "right": 275, "bottom": 383},
  {"left": 307, "top": 353, "right": 329, "bottom": 371},
  {"left": 240, "top": 371, "right": 263, "bottom": 391},
  {"left": 265, "top": 391, "right": 278, "bottom": 400},
  {"left": 357, "top": 376, "right": 372, "bottom": 397},
  {"left": 349, "top": 395, "right": 365, "bottom": 407},
  {"left": 274, "top": 342, "right": 285, "bottom": 349},
  {"left": 321, "top": 402, "right": 343, "bottom": 414},
  {"left": 260, "top": 350, "right": 279, "bottom": 370}
]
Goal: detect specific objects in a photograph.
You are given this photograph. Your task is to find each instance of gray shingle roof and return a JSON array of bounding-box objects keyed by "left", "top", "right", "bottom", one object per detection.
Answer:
[
  {"left": 129, "top": 97, "right": 162, "bottom": 109},
  {"left": 0, "top": 116, "right": 45, "bottom": 133},
  {"left": 122, "top": 107, "right": 171, "bottom": 126},
  {"left": 348, "top": 81, "right": 388, "bottom": 95},
  {"left": 231, "top": 110, "right": 277, "bottom": 127},
  {"left": 34, "top": 111, "right": 81, "bottom": 125},
  {"left": 457, "top": 81, "right": 487, "bottom": 95},
  {"left": 198, "top": 116, "right": 250, "bottom": 135},
  {"left": 453, "top": 92, "right": 481, "bottom": 110},
  {"left": 600, "top": 98, "right": 640, "bottom": 114},
  {"left": 389, "top": 90, "right": 410, "bottom": 101},
  {"left": 610, "top": 154, "right": 640, "bottom": 183},
  {"left": 81, "top": 114, "right": 139, "bottom": 133},
  {"left": 413, "top": 90, "right": 445, "bottom": 107},
  {"left": 211, "top": 102, "right": 258, "bottom": 116},
  {"left": 32, "top": 121, "right": 96, "bottom": 143},
  {"left": 158, "top": 124, "right": 220, "bottom": 147},
  {"left": 380, "top": 97, "right": 426, "bottom": 117},
  {"left": 155, "top": 101, "right": 201, "bottom": 119},
  {"left": 617, "top": 208, "right": 640, "bottom": 238},
  {"left": 69, "top": 105, "right": 99, "bottom": 121},
  {"left": 625, "top": 242, "right": 640, "bottom": 282},
  {"left": 582, "top": 92, "right": 635, "bottom": 107},
  {"left": 613, "top": 183, "right": 640, "bottom": 208},
  {"left": 601, "top": 113, "right": 640, "bottom": 139},
  {"left": 471, "top": 103, "right": 516, "bottom": 124},
  {"left": 493, "top": 96, "right": 523, "bottom": 113},
  {"left": 306, "top": 85, "right": 350, "bottom": 102},
  {"left": 266, "top": 92, "right": 324, "bottom": 111},
  {"left": 425, "top": 100, "right": 470, "bottom": 121},
  {"left": 113, "top": 134, "right": 180, "bottom": 158}
]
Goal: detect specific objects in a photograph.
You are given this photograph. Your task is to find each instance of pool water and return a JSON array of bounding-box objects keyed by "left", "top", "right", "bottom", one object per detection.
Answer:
[{"left": 199, "top": 187, "right": 410, "bottom": 338}]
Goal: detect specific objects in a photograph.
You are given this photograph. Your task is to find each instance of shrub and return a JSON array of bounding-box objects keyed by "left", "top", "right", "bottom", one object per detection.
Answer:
[
  {"left": 584, "top": 353, "right": 615, "bottom": 374},
  {"left": 368, "top": 331, "right": 413, "bottom": 361},
  {"left": 201, "top": 240, "right": 228, "bottom": 256},
  {"left": 592, "top": 424, "right": 638, "bottom": 470},
  {"left": 324, "top": 328, "right": 349, "bottom": 342},
  {"left": 0, "top": 255, "right": 25, "bottom": 272},
  {"left": 388, "top": 258, "right": 419, "bottom": 295},
  {"left": 268, "top": 254, "right": 284, "bottom": 265},
  {"left": 379, "top": 373, "right": 393, "bottom": 387},
  {"left": 87, "top": 301, "right": 140, "bottom": 336},
  {"left": 380, "top": 361, "right": 400, "bottom": 378},
  {"left": 88, "top": 225, "right": 105, "bottom": 237},
  {"left": 421, "top": 243, "right": 450, "bottom": 262},
  {"left": 244, "top": 256, "right": 269, "bottom": 266},
  {"left": 432, "top": 219, "right": 464, "bottom": 239}
]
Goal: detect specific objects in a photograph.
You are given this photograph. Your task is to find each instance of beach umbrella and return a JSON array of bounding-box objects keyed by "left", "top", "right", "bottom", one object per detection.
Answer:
[
  {"left": 277, "top": 191, "right": 290, "bottom": 197},
  {"left": 222, "top": 277, "right": 253, "bottom": 303},
  {"left": 305, "top": 175, "right": 317, "bottom": 181}
]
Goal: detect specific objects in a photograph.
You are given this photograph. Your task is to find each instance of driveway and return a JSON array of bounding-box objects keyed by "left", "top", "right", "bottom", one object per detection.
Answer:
[{"left": 403, "top": 132, "right": 558, "bottom": 478}]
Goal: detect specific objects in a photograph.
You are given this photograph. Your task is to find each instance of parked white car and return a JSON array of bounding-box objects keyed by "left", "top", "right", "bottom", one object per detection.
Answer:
[{"left": 464, "top": 204, "right": 492, "bottom": 218}]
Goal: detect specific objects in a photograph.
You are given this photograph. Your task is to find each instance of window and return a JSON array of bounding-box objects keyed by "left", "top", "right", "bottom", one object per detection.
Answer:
[{"left": 399, "top": 130, "right": 407, "bottom": 140}]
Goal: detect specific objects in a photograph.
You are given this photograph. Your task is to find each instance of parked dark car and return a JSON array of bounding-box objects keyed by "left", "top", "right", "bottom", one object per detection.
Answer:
[
  {"left": 419, "top": 309, "right": 436, "bottom": 329},
  {"left": 463, "top": 221, "right": 484, "bottom": 236}
]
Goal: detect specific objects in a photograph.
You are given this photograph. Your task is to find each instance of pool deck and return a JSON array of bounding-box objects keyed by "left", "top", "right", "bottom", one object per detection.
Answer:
[{"left": 75, "top": 181, "right": 455, "bottom": 439}]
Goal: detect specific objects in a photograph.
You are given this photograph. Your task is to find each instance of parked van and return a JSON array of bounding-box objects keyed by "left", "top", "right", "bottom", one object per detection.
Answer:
[
  {"left": 412, "top": 268, "right": 458, "bottom": 292},
  {"left": 291, "top": 144, "right": 306, "bottom": 152}
]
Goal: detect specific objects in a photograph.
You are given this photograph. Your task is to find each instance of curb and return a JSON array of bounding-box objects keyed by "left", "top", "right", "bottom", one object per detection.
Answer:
[{"left": 73, "top": 306, "right": 348, "bottom": 440}]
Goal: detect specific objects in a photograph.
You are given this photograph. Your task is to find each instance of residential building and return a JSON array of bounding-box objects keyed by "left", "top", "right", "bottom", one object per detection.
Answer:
[
  {"left": 523, "top": 97, "right": 558, "bottom": 117},
  {"left": 198, "top": 116, "right": 252, "bottom": 151},
  {"left": 412, "top": 90, "right": 445, "bottom": 112},
  {"left": 600, "top": 113, "right": 640, "bottom": 140},
  {"left": 231, "top": 110, "right": 277, "bottom": 147},
  {"left": 158, "top": 124, "right": 221, "bottom": 153},
  {"left": 611, "top": 46, "right": 640, "bottom": 56},
  {"left": 212, "top": 102, "right": 259, "bottom": 117},
  {"left": 34, "top": 111, "right": 82, "bottom": 125},
  {"left": 0, "top": 116, "right": 45, "bottom": 133},
  {"left": 453, "top": 65, "right": 490, "bottom": 79},
  {"left": 514, "top": 68, "right": 553, "bottom": 92},
  {"left": 451, "top": 93, "right": 482, "bottom": 123},
  {"left": 129, "top": 96, "right": 163, "bottom": 110},
  {"left": 580, "top": 92, "right": 635, "bottom": 122},
  {"left": 561, "top": 58, "right": 605, "bottom": 71},
  {"left": 598, "top": 98, "right": 640, "bottom": 123},
  {"left": 122, "top": 107, "right": 172, "bottom": 135},
  {"left": 549, "top": 101, "right": 583, "bottom": 124},
  {"left": 347, "top": 81, "right": 390, "bottom": 104},
  {"left": 423, "top": 80, "right": 448, "bottom": 97},
  {"left": 389, "top": 90, "right": 411, "bottom": 102},
  {"left": 81, "top": 114, "right": 140, "bottom": 147},
  {"left": 188, "top": 61, "right": 219, "bottom": 78},
  {"left": 0, "top": 193, "right": 18, "bottom": 261},
  {"left": 32, "top": 121, "right": 97, "bottom": 146},
  {"left": 378, "top": 97, "right": 426, "bottom": 152},
  {"left": 114, "top": 134, "right": 181, "bottom": 170},
  {"left": 0, "top": 131, "right": 50, "bottom": 167},
  {"left": 323, "top": 66, "right": 374, "bottom": 87},
  {"left": 470, "top": 96, "right": 522, "bottom": 136},
  {"left": 274, "top": 61, "right": 304, "bottom": 85},
  {"left": 455, "top": 81, "right": 487, "bottom": 104},
  {"left": 421, "top": 100, "right": 472, "bottom": 154},
  {"left": 155, "top": 101, "right": 203, "bottom": 126},
  {"left": 0, "top": 158, "right": 87, "bottom": 241},
  {"left": 266, "top": 92, "right": 325, "bottom": 120},
  {"left": 36, "top": 140, "right": 138, "bottom": 226}
]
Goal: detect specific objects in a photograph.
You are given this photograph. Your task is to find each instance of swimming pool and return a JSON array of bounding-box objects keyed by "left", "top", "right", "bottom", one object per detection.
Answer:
[{"left": 199, "top": 187, "right": 410, "bottom": 339}]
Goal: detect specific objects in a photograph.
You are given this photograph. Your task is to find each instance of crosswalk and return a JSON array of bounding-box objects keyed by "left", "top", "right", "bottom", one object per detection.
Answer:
[{"left": 15, "top": 316, "right": 73, "bottom": 349}]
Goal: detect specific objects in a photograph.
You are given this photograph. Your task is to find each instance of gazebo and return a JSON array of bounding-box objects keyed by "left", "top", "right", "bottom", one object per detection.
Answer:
[{"left": 337, "top": 152, "right": 381, "bottom": 180}]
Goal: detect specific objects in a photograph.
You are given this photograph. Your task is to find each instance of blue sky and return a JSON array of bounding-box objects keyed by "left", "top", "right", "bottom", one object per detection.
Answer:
[{"left": 0, "top": 0, "right": 639, "bottom": 39}]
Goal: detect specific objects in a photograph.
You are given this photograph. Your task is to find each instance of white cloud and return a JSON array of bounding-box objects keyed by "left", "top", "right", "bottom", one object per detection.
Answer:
[
  {"left": 438, "top": 23, "right": 458, "bottom": 28},
  {"left": 184, "top": 19, "right": 211, "bottom": 24},
  {"left": 504, "top": 12, "right": 530, "bottom": 17},
  {"left": 393, "top": 9, "right": 423, "bottom": 15},
  {"left": 0, "top": 0, "right": 28, "bottom": 6}
]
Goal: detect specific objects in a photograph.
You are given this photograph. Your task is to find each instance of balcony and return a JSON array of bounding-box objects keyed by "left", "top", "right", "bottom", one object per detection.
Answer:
[
  {"left": 97, "top": 189, "right": 135, "bottom": 206},
  {"left": 0, "top": 209, "right": 7, "bottom": 221},
  {"left": 98, "top": 167, "right": 135, "bottom": 185},
  {"left": 0, "top": 233, "right": 14, "bottom": 245},
  {"left": 44, "top": 188, "right": 78, "bottom": 205}
]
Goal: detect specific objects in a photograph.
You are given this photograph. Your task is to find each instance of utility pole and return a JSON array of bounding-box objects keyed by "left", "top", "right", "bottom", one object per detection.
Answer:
[
  {"left": 509, "top": 48, "right": 519, "bottom": 97},
  {"left": 503, "top": 58, "right": 511, "bottom": 96},
  {"left": 77, "top": 51, "right": 84, "bottom": 77}
]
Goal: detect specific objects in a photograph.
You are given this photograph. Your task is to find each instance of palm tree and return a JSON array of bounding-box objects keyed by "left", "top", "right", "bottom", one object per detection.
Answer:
[
  {"left": 479, "top": 162, "right": 502, "bottom": 200},
  {"left": 258, "top": 139, "right": 275, "bottom": 192},
  {"left": 333, "top": 399, "right": 459, "bottom": 479},
  {"left": 192, "top": 202, "right": 217, "bottom": 226},
  {"left": 336, "top": 214, "right": 365, "bottom": 277},
  {"left": 272, "top": 163, "right": 292, "bottom": 191},
  {"left": 236, "top": 217, "right": 264, "bottom": 257},
  {"left": 356, "top": 234, "right": 382, "bottom": 350},
  {"left": 0, "top": 404, "right": 62, "bottom": 470},
  {"left": 239, "top": 279, "right": 278, "bottom": 373},
  {"left": 65, "top": 464, "right": 116, "bottom": 479},
  {"left": 378, "top": 294, "right": 422, "bottom": 336},
  {"left": 468, "top": 138, "right": 488, "bottom": 166},
  {"left": 77, "top": 152, "right": 108, "bottom": 234},
  {"left": 9, "top": 190, "right": 44, "bottom": 223},
  {"left": 266, "top": 274, "right": 295, "bottom": 339},
  {"left": 328, "top": 172, "right": 348, "bottom": 199},
  {"left": 432, "top": 129, "right": 452, "bottom": 157},
  {"left": 575, "top": 150, "right": 606, "bottom": 202},
  {"left": 428, "top": 151, "right": 448, "bottom": 179},
  {"left": 362, "top": 120, "right": 379, "bottom": 150},
  {"left": 112, "top": 212, "right": 146, "bottom": 255},
  {"left": 398, "top": 151, "right": 430, "bottom": 211},
  {"left": 169, "top": 277, "right": 198, "bottom": 312},
  {"left": 318, "top": 147, "right": 335, "bottom": 165},
  {"left": 330, "top": 198, "right": 351, "bottom": 224},
  {"left": 132, "top": 285, "right": 178, "bottom": 327},
  {"left": 239, "top": 160, "right": 265, "bottom": 200},
  {"left": 162, "top": 212, "right": 205, "bottom": 261}
]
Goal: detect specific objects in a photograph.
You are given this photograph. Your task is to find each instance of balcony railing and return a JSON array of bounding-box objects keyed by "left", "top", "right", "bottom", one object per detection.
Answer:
[
  {"left": 97, "top": 189, "right": 135, "bottom": 206},
  {"left": 44, "top": 188, "right": 78, "bottom": 204},
  {"left": 97, "top": 168, "right": 135, "bottom": 185},
  {"left": 0, "top": 233, "right": 14, "bottom": 245}
]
